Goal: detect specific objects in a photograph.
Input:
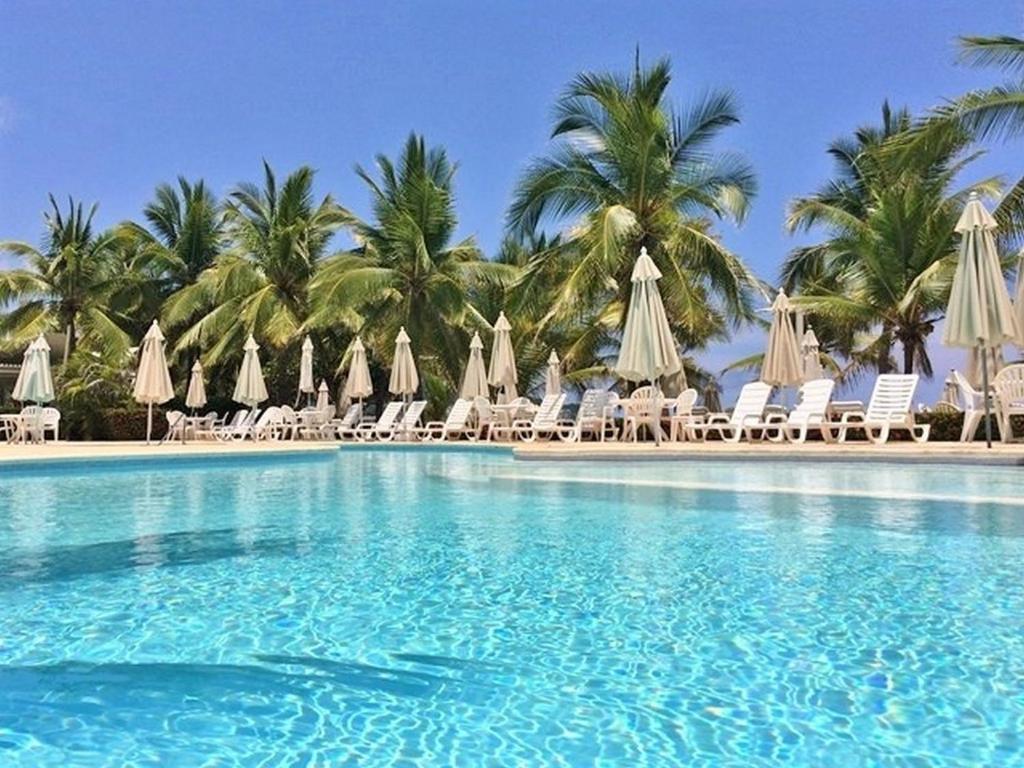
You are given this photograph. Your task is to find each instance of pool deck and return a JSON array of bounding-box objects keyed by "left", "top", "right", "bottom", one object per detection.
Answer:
[
  {"left": 1, "top": 439, "right": 1023, "bottom": 467},
  {"left": 513, "top": 440, "right": 1024, "bottom": 465},
  {"left": 0, "top": 440, "right": 337, "bottom": 466}
]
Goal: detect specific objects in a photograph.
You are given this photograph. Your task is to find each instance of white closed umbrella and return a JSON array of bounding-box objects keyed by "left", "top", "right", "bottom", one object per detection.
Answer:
[
  {"left": 233, "top": 334, "right": 269, "bottom": 407},
  {"left": 13, "top": 334, "right": 55, "bottom": 443},
  {"left": 343, "top": 336, "right": 373, "bottom": 410},
  {"left": 488, "top": 311, "right": 518, "bottom": 404},
  {"left": 943, "top": 192, "right": 1019, "bottom": 446},
  {"left": 298, "top": 336, "right": 315, "bottom": 406},
  {"left": 800, "top": 327, "right": 824, "bottom": 381},
  {"left": 186, "top": 360, "right": 207, "bottom": 413},
  {"left": 1014, "top": 251, "right": 1024, "bottom": 349},
  {"left": 761, "top": 290, "right": 802, "bottom": 389},
  {"left": 388, "top": 327, "right": 419, "bottom": 401},
  {"left": 316, "top": 379, "right": 330, "bottom": 411},
  {"left": 133, "top": 320, "right": 175, "bottom": 444},
  {"left": 544, "top": 350, "right": 561, "bottom": 397},
  {"left": 460, "top": 332, "right": 489, "bottom": 399},
  {"left": 614, "top": 247, "right": 682, "bottom": 444},
  {"left": 967, "top": 345, "right": 1004, "bottom": 390}
]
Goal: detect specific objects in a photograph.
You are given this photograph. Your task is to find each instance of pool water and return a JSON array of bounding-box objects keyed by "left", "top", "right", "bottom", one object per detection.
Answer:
[{"left": 1, "top": 449, "right": 1022, "bottom": 766}]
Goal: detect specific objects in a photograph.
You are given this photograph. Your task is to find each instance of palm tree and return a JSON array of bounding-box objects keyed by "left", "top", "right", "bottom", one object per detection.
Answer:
[
  {"left": 0, "top": 195, "right": 131, "bottom": 357},
  {"left": 122, "top": 177, "right": 224, "bottom": 291},
  {"left": 508, "top": 54, "right": 761, "bottom": 358},
  {"left": 783, "top": 103, "right": 1001, "bottom": 377},
  {"left": 904, "top": 35, "right": 1024, "bottom": 247},
  {"left": 163, "top": 162, "right": 351, "bottom": 367},
  {"left": 308, "top": 134, "right": 510, "bottom": 398}
]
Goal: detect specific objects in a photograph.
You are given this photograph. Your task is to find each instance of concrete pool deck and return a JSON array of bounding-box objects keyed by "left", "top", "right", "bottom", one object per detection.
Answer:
[{"left": 1, "top": 438, "right": 1024, "bottom": 467}]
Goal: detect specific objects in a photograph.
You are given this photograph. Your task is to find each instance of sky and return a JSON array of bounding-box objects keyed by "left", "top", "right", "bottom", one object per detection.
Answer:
[{"left": 2, "top": 0, "right": 1023, "bottom": 401}]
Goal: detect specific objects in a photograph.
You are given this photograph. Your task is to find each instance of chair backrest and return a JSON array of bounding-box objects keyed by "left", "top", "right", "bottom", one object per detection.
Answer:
[
  {"left": 730, "top": 382, "right": 772, "bottom": 425},
  {"left": 20, "top": 405, "right": 40, "bottom": 418},
  {"left": 472, "top": 397, "right": 492, "bottom": 423},
  {"left": 280, "top": 405, "right": 297, "bottom": 423},
  {"left": 994, "top": 364, "right": 1024, "bottom": 406},
  {"left": 228, "top": 410, "right": 248, "bottom": 428},
  {"left": 577, "top": 390, "right": 611, "bottom": 422},
  {"left": 865, "top": 374, "right": 918, "bottom": 421},
  {"left": 166, "top": 410, "right": 184, "bottom": 426},
  {"left": 630, "top": 385, "right": 656, "bottom": 402},
  {"left": 444, "top": 399, "right": 473, "bottom": 429},
  {"left": 400, "top": 400, "right": 427, "bottom": 429},
  {"left": 256, "top": 406, "right": 282, "bottom": 427},
  {"left": 41, "top": 407, "right": 60, "bottom": 427},
  {"left": 951, "top": 370, "right": 983, "bottom": 411},
  {"left": 374, "top": 401, "right": 405, "bottom": 431},
  {"left": 789, "top": 379, "right": 834, "bottom": 424},
  {"left": 534, "top": 394, "right": 566, "bottom": 427},
  {"left": 673, "top": 388, "right": 698, "bottom": 415},
  {"left": 338, "top": 403, "right": 360, "bottom": 428}
]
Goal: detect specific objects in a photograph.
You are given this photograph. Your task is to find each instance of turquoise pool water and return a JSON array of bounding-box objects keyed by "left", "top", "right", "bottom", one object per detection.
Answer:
[{"left": 1, "top": 449, "right": 1022, "bottom": 766}]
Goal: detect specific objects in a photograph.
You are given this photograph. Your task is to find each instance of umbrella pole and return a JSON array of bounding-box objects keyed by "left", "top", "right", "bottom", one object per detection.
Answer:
[
  {"left": 982, "top": 346, "right": 992, "bottom": 449},
  {"left": 146, "top": 402, "right": 153, "bottom": 445},
  {"left": 652, "top": 378, "right": 660, "bottom": 446}
]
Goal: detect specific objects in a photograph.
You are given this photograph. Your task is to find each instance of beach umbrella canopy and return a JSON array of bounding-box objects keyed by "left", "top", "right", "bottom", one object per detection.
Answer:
[
  {"left": 388, "top": 327, "right": 419, "bottom": 398},
  {"left": 941, "top": 371, "right": 960, "bottom": 407},
  {"left": 133, "top": 320, "right": 176, "bottom": 444},
  {"left": 967, "top": 345, "right": 1004, "bottom": 390},
  {"left": 460, "top": 332, "right": 489, "bottom": 399},
  {"left": 614, "top": 247, "right": 682, "bottom": 444},
  {"left": 488, "top": 311, "right": 518, "bottom": 403},
  {"left": 316, "top": 379, "right": 330, "bottom": 411},
  {"left": 343, "top": 336, "right": 373, "bottom": 403},
  {"left": 233, "top": 334, "right": 269, "bottom": 407},
  {"left": 800, "top": 327, "right": 824, "bottom": 381},
  {"left": 186, "top": 360, "right": 207, "bottom": 411},
  {"left": 544, "top": 350, "right": 561, "bottom": 397},
  {"left": 761, "top": 290, "right": 802, "bottom": 387},
  {"left": 943, "top": 193, "right": 1018, "bottom": 446},
  {"left": 614, "top": 247, "right": 682, "bottom": 384},
  {"left": 298, "top": 336, "right": 315, "bottom": 396},
  {"left": 1014, "top": 251, "right": 1024, "bottom": 348},
  {"left": 12, "top": 334, "right": 55, "bottom": 405}
]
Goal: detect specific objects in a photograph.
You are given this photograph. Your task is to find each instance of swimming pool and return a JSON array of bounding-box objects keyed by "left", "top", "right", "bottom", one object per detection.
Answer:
[{"left": 1, "top": 449, "right": 1022, "bottom": 766}]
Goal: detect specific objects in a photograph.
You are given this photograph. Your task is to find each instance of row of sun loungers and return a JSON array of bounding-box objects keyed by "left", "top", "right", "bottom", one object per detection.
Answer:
[{"left": 166, "top": 373, "right": 934, "bottom": 446}]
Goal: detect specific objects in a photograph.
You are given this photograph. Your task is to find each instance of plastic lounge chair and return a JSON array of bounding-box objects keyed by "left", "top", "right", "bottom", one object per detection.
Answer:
[
  {"left": 214, "top": 409, "right": 258, "bottom": 441},
  {"left": 951, "top": 370, "right": 986, "bottom": 442},
  {"left": 491, "top": 394, "right": 565, "bottom": 442},
  {"left": 557, "top": 390, "right": 618, "bottom": 443},
  {"left": 252, "top": 407, "right": 287, "bottom": 440},
  {"left": 667, "top": 389, "right": 699, "bottom": 442},
  {"left": 993, "top": 364, "right": 1024, "bottom": 442},
  {"left": 387, "top": 400, "right": 426, "bottom": 442},
  {"left": 748, "top": 378, "right": 835, "bottom": 444},
  {"left": 417, "top": 399, "right": 476, "bottom": 441},
  {"left": 685, "top": 382, "right": 773, "bottom": 443},
  {"left": 821, "top": 374, "right": 929, "bottom": 444},
  {"left": 471, "top": 397, "right": 494, "bottom": 441},
  {"left": 356, "top": 401, "right": 405, "bottom": 442}
]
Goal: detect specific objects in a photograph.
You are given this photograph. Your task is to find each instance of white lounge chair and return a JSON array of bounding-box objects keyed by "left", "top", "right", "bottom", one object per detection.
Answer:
[
  {"left": 951, "top": 370, "right": 986, "bottom": 442},
  {"left": 994, "top": 364, "right": 1024, "bottom": 442},
  {"left": 326, "top": 403, "right": 363, "bottom": 441},
  {"left": 387, "top": 400, "right": 426, "bottom": 442},
  {"left": 417, "top": 399, "right": 477, "bottom": 441},
  {"left": 667, "top": 389, "right": 699, "bottom": 442},
  {"left": 685, "top": 382, "right": 773, "bottom": 443},
  {"left": 748, "top": 378, "right": 835, "bottom": 444},
  {"left": 252, "top": 407, "right": 287, "bottom": 440},
  {"left": 558, "top": 389, "right": 619, "bottom": 442},
  {"left": 214, "top": 409, "right": 259, "bottom": 441},
  {"left": 356, "top": 402, "right": 405, "bottom": 442},
  {"left": 822, "top": 374, "right": 929, "bottom": 444},
  {"left": 491, "top": 394, "right": 566, "bottom": 442}
]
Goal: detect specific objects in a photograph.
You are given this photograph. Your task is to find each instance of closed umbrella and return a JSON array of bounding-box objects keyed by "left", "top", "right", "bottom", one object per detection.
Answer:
[
  {"left": 1014, "top": 251, "right": 1024, "bottom": 348},
  {"left": 133, "top": 320, "right": 175, "bottom": 444},
  {"left": 233, "top": 334, "right": 269, "bottom": 408},
  {"left": 185, "top": 360, "right": 207, "bottom": 413},
  {"left": 389, "top": 327, "right": 419, "bottom": 401},
  {"left": 298, "top": 336, "right": 315, "bottom": 406},
  {"left": 943, "top": 192, "right": 1019, "bottom": 446},
  {"left": 343, "top": 336, "right": 373, "bottom": 409},
  {"left": 761, "top": 290, "right": 802, "bottom": 389},
  {"left": 488, "top": 311, "right": 518, "bottom": 404},
  {"left": 967, "top": 345, "right": 1004, "bottom": 390},
  {"left": 460, "top": 332, "right": 489, "bottom": 399},
  {"left": 800, "top": 327, "right": 824, "bottom": 381},
  {"left": 544, "top": 350, "right": 561, "bottom": 397},
  {"left": 316, "top": 380, "right": 330, "bottom": 412},
  {"left": 13, "top": 335, "right": 55, "bottom": 443},
  {"left": 614, "top": 247, "right": 682, "bottom": 444}
]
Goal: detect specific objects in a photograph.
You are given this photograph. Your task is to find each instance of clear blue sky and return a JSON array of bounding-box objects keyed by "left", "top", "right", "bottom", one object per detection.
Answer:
[{"left": 2, "top": 1, "right": 1022, "bottom": 400}]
